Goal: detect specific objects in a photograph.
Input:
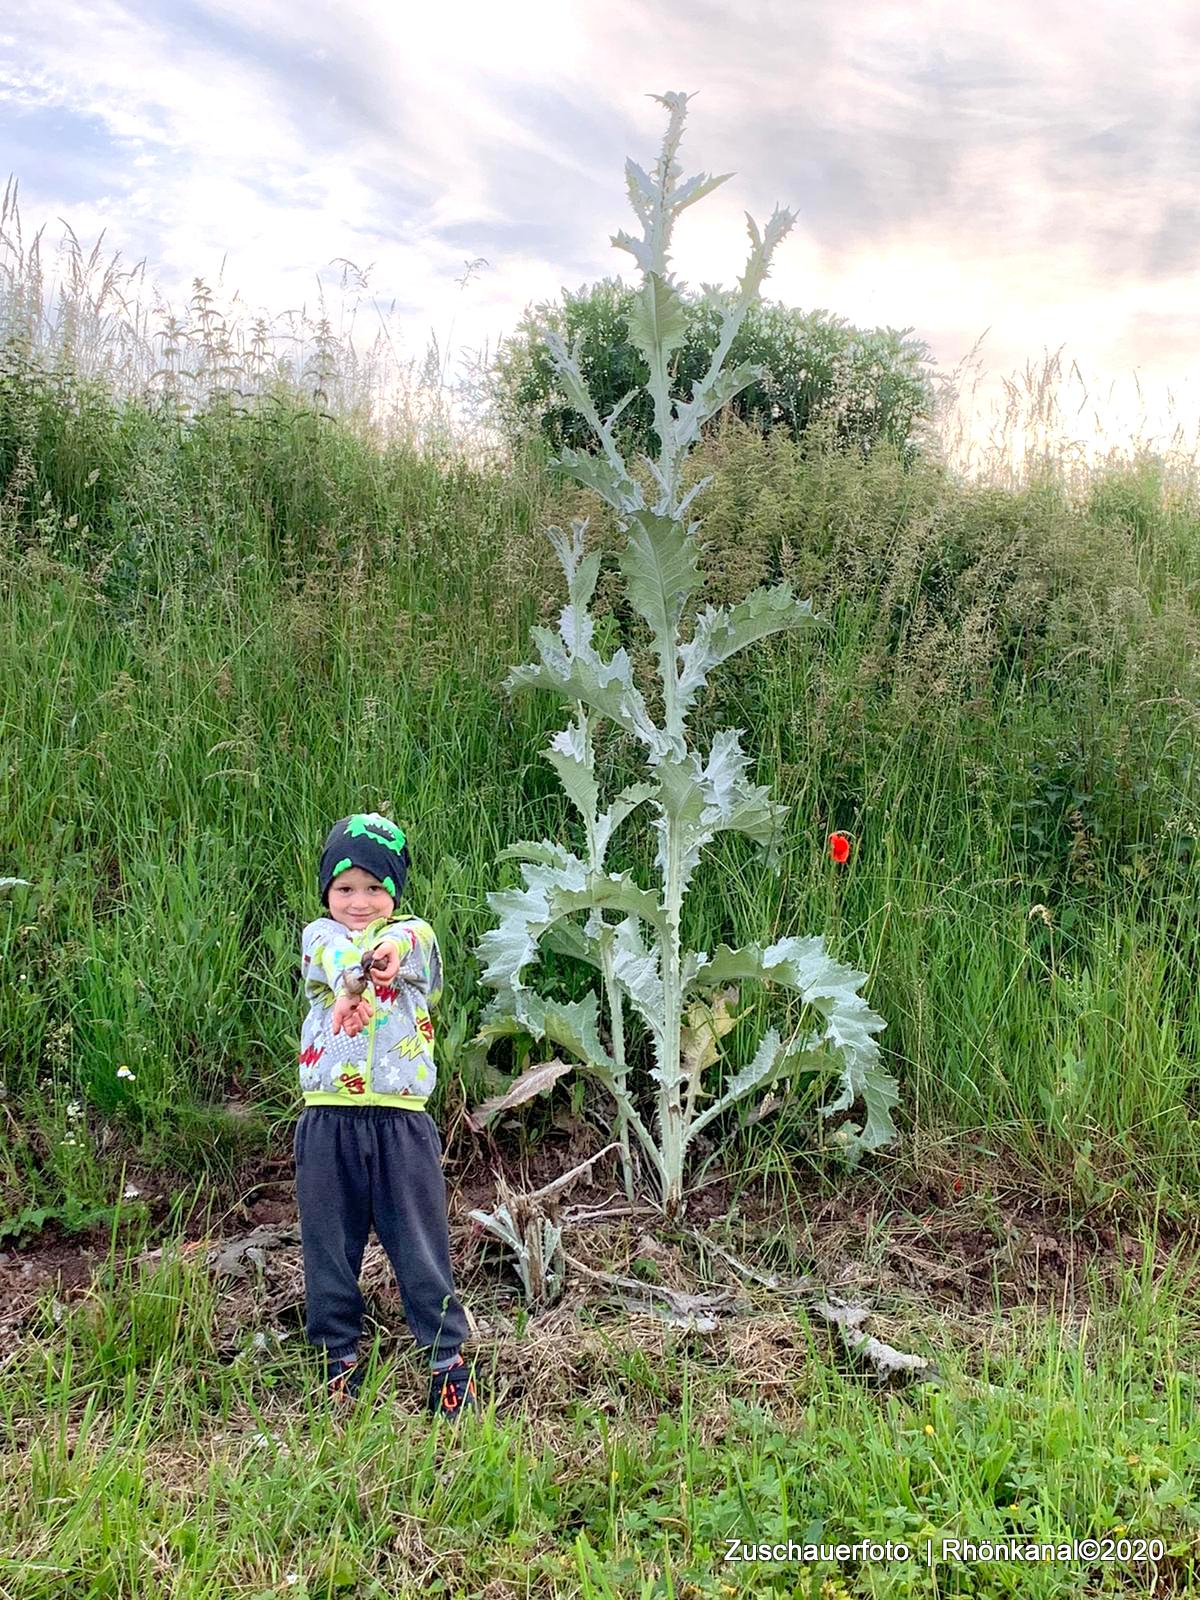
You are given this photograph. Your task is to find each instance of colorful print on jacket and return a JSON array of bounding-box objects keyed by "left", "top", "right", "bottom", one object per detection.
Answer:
[{"left": 299, "top": 915, "right": 442, "bottom": 1107}]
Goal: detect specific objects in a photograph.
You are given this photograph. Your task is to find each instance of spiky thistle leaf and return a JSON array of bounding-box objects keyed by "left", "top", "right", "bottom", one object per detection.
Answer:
[
  {"left": 474, "top": 842, "right": 668, "bottom": 995},
  {"left": 691, "top": 937, "right": 897, "bottom": 1161},
  {"left": 676, "top": 584, "right": 830, "bottom": 724},
  {"left": 474, "top": 983, "right": 619, "bottom": 1079},
  {"left": 504, "top": 620, "right": 668, "bottom": 756},
  {"left": 615, "top": 508, "right": 705, "bottom": 663},
  {"left": 650, "top": 728, "right": 790, "bottom": 901},
  {"left": 626, "top": 272, "right": 689, "bottom": 375}
]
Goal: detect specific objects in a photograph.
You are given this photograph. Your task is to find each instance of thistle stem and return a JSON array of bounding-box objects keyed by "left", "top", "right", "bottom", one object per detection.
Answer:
[
  {"left": 658, "top": 820, "right": 685, "bottom": 1219},
  {"left": 583, "top": 705, "right": 636, "bottom": 1204}
]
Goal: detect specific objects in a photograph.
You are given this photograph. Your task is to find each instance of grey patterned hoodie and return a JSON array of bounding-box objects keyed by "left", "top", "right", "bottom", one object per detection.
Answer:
[{"left": 298, "top": 914, "right": 442, "bottom": 1107}]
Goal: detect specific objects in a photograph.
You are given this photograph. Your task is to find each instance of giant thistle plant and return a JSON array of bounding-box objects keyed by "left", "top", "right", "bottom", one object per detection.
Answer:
[{"left": 468, "top": 91, "right": 898, "bottom": 1219}]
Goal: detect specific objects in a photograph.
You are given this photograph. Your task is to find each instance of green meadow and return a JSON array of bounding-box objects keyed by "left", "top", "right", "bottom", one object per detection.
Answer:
[{"left": 1, "top": 248, "right": 1199, "bottom": 1594}]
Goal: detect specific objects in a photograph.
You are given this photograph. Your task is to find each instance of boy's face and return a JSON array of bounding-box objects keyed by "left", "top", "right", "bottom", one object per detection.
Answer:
[{"left": 327, "top": 865, "right": 395, "bottom": 932}]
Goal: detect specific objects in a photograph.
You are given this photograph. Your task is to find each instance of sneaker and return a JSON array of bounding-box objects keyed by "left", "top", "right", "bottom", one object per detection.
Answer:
[
  {"left": 324, "top": 1352, "right": 365, "bottom": 1405},
  {"left": 428, "top": 1358, "right": 479, "bottom": 1420}
]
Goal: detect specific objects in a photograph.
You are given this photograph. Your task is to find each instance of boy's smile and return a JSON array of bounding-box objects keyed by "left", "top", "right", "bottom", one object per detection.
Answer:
[{"left": 328, "top": 865, "right": 396, "bottom": 931}]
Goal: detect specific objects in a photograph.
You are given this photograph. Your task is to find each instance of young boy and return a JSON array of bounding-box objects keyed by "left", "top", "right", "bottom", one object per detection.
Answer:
[{"left": 294, "top": 810, "right": 478, "bottom": 1419}]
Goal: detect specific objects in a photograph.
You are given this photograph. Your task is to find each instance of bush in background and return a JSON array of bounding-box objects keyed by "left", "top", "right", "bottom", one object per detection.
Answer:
[{"left": 483, "top": 275, "right": 936, "bottom": 468}]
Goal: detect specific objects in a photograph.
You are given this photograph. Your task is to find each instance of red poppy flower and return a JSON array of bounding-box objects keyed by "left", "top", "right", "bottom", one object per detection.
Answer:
[{"left": 829, "top": 831, "right": 851, "bottom": 864}]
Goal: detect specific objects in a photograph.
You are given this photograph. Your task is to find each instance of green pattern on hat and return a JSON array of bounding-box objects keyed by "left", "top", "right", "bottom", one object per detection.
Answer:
[
  {"left": 332, "top": 857, "right": 353, "bottom": 879},
  {"left": 347, "top": 813, "right": 407, "bottom": 851}
]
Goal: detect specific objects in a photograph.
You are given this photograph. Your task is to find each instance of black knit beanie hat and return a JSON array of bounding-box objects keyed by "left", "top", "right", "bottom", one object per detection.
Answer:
[{"left": 318, "top": 812, "right": 410, "bottom": 910}]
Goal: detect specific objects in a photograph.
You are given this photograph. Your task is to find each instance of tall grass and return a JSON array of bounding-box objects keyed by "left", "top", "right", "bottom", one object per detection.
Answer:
[
  {"left": 1, "top": 404, "right": 1197, "bottom": 1220},
  {"left": 0, "top": 194, "right": 1198, "bottom": 1230},
  {"left": 0, "top": 179, "right": 505, "bottom": 469}
]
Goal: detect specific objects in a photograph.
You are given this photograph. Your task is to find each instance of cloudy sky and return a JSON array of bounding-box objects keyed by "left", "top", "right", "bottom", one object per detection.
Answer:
[{"left": 3, "top": 0, "right": 1198, "bottom": 475}]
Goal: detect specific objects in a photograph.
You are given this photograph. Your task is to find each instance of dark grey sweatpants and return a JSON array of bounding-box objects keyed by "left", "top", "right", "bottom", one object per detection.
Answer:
[{"left": 292, "top": 1105, "right": 470, "bottom": 1366}]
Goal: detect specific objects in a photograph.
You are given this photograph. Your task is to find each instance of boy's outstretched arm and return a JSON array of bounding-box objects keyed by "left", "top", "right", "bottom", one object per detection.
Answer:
[{"left": 370, "top": 920, "right": 442, "bottom": 1007}]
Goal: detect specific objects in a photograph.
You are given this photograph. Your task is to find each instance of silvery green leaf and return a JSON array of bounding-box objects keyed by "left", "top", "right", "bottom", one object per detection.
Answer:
[
  {"left": 605, "top": 387, "right": 641, "bottom": 434},
  {"left": 698, "top": 280, "right": 733, "bottom": 320},
  {"left": 594, "top": 781, "right": 657, "bottom": 867},
  {"left": 674, "top": 472, "right": 714, "bottom": 523},
  {"left": 468, "top": 1205, "right": 521, "bottom": 1252},
  {"left": 696, "top": 728, "right": 789, "bottom": 854},
  {"left": 681, "top": 948, "right": 710, "bottom": 992},
  {"left": 477, "top": 838, "right": 668, "bottom": 993},
  {"left": 610, "top": 915, "right": 665, "bottom": 1041},
  {"left": 626, "top": 273, "right": 689, "bottom": 455},
  {"left": 611, "top": 93, "right": 728, "bottom": 279},
  {"left": 677, "top": 585, "right": 828, "bottom": 722},
  {"left": 557, "top": 600, "right": 595, "bottom": 652},
  {"left": 824, "top": 1060, "right": 902, "bottom": 1163},
  {"left": 496, "top": 840, "right": 576, "bottom": 868},
  {"left": 461, "top": 1010, "right": 530, "bottom": 1081},
  {"left": 688, "top": 1027, "right": 831, "bottom": 1139},
  {"left": 542, "top": 916, "right": 602, "bottom": 971},
  {"left": 559, "top": 598, "right": 600, "bottom": 654},
  {"left": 546, "top": 518, "right": 602, "bottom": 610},
  {"left": 623, "top": 156, "right": 657, "bottom": 223},
  {"left": 610, "top": 227, "right": 657, "bottom": 279},
  {"left": 473, "top": 905, "right": 549, "bottom": 993},
  {"left": 0, "top": 878, "right": 30, "bottom": 890},
  {"left": 615, "top": 508, "right": 705, "bottom": 661},
  {"left": 504, "top": 626, "right": 669, "bottom": 756},
  {"left": 671, "top": 168, "right": 735, "bottom": 216},
  {"left": 626, "top": 272, "right": 689, "bottom": 374},
  {"left": 665, "top": 203, "right": 795, "bottom": 472},
  {"left": 650, "top": 730, "right": 789, "bottom": 899},
  {"left": 733, "top": 205, "right": 798, "bottom": 304},
  {"left": 650, "top": 752, "right": 714, "bottom": 904},
  {"left": 672, "top": 359, "right": 764, "bottom": 455},
  {"left": 541, "top": 326, "right": 606, "bottom": 422},
  {"left": 550, "top": 869, "right": 668, "bottom": 936},
  {"left": 691, "top": 938, "right": 897, "bottom": 1159},
  {"left": 551, "top": 445, "right": 644, "bottom": 515},
  {"left": 540, "top": 328, "right": 644, "bottom": 505},
  {"left": 475, "top": 844, "right": 587, "bottom": 990},
  {"left": 543, "top": 719, "right": 597, "bottom": 827},
  {"left": 475, "top": 982, "right": 619, "bottom": 1079},
  {"left": 632, "top": 90, "right": 697, "bottom": 273}
]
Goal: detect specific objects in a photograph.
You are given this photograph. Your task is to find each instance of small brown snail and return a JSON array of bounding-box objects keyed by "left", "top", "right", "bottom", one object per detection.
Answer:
[{"left": 341, "top": 949, "right": 379, "bottom": 998}]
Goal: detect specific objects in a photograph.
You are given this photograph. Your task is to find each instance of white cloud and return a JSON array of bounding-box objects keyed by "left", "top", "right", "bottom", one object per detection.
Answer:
[{"left": 3, "top": 0, "right": 1199, "bottom": 469}]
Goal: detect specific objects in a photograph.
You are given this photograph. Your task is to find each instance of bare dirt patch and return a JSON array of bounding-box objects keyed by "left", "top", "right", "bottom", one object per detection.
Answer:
[{"left": 3, "top": 1125, "right": 1195, "bottom": 1370}]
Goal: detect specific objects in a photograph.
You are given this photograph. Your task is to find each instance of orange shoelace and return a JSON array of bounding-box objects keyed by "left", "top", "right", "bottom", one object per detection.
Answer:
[
  {"left": 328, "top": 1359, "right": 358, "bottom": 1403},
  {"left": 437, "top": 1366, "right": 476, "bottom": 1410}
]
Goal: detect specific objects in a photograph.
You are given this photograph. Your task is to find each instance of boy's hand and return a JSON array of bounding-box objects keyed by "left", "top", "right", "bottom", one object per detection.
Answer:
[
  {"left": 367, "top": 938, "right": 404, "bottom": 985},
  {"left": 331, "top": 992, "right": 374, "bottom": 1036}
]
